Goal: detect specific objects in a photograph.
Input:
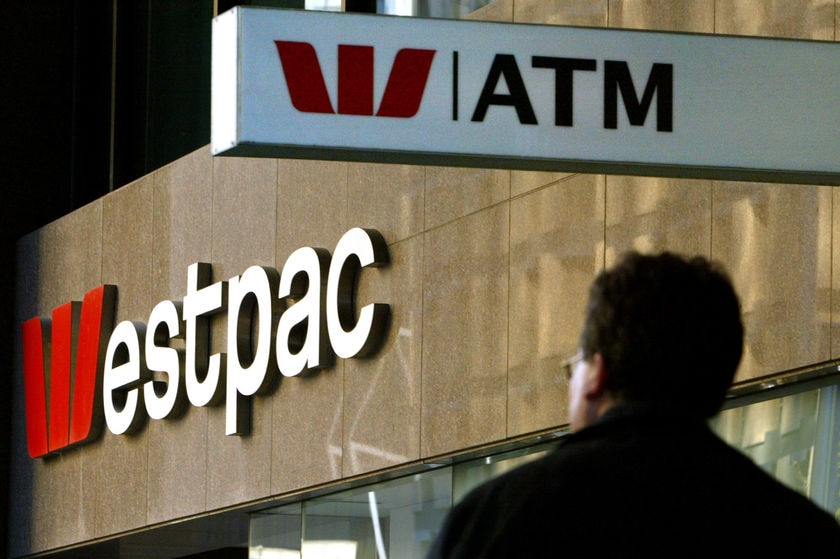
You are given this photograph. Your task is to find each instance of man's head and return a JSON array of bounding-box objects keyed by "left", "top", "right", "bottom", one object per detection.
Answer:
[{"left": 568, "top": 251, "right": 744, "bottom": 431}]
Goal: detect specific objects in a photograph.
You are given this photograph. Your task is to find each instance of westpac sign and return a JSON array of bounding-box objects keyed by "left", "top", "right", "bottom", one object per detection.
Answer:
[
  {"left": 23, "top": 228, "right": 389, "bottom": 458},
  {"left": 211, "top": 7, "right": 840, "bottom": 185}
]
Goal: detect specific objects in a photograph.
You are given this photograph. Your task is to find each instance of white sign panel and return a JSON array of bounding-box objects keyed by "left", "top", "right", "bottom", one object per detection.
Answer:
[{"left": 211, "top": 7, "right": 840, "bottom": 185}]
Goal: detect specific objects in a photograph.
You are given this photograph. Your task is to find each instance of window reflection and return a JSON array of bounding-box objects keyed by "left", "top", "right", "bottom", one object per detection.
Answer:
[
  {"left": 250, "top": 468, "right": 452, "bottom": 558},
  {"left": 710, "top": 384, "right": 840, "bottom": 518},
  {"left": 250, "top": 503, "right": 302, "bottom": 558}
]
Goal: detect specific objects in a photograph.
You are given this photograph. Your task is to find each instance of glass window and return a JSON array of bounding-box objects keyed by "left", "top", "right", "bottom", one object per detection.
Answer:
[
  {"left": 250, "top": 468, "right": 452, "bottom": 558},
  {"left": 710, "top": 384, "right": 840, "bottom": 518}
]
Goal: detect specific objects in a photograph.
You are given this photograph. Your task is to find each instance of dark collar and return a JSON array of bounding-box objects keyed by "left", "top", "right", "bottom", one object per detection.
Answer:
[{"left": 571, "top": 402, "right": 710, "bottom": 439}]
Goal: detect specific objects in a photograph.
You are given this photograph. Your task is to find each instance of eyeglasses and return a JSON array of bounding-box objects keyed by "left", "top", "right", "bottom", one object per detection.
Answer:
[{"left": 562, "top": 351, "right": 584, "bottom": 380}]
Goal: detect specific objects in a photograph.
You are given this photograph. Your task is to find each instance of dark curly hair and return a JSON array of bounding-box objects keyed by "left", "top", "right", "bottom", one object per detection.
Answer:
[{"left": 579, "top": 251, "right": 744, "bottom": 418}]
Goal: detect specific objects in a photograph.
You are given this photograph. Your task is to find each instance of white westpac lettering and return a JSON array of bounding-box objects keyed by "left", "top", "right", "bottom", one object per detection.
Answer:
[{"left": 103, "top": 228, "right": 390, "bottom": 436}]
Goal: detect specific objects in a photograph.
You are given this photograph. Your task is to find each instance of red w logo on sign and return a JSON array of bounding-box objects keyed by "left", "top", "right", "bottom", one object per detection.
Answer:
[
  {"left": 22, "top": 285, "right": 116, "bottom": 458},
  {"left": 274, "top": 41, "right": 436, "bottom": 117}
]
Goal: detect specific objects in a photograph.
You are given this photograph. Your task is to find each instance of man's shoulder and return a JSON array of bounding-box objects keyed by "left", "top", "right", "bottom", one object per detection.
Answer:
[{"left": 429, "top": 418, "right": 840, "bottom": 559}]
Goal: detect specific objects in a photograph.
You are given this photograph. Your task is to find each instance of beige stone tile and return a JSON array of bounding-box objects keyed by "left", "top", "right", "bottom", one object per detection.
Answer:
[
  {"left": 348, "top": 163, "right": 424, "bottom": 244},
  {"left": 715, "top": 0, "right": 835, "bottom": 39},
  {"left": 102, "top": 175, "right": 155, "bottom": 321},
  {"left": 146, "top": 409, "right": 209, "bottom": 523},
  {"left": 421, "top": 203, "right": 509, "bottom": 457},
  {"left": 467, "top": 0, "right": 514, "bottom": 22},
  {"left": 23, "top": 452, "right": 92, "bottom": 552},
  {"left": 508, "top": 174, "right": 605, "bottom": 435},
  {"left": 152, "top": 145, "right": 214, "bottom": 302},
  {"left": 608, "top": 0, "right": 714, "bottom": 32},
  {"left": 605, "top": 175, "right": 712, "bottom": 266},
  {"left": 831, "top": 187, "right": 840, "bottom": 358},
  {"left": 94, "top": 176, "right": 155, "bottom": 536},
  {"left": 270, "top": 364, "right": 345, "bottom": 495},
  {"left": 276, "top": 158, "right": 349, "bottom": 262},
  {"left": 211, "top": 156, "right": 278, "bottom": 275},
  {"left": 515, "top": 0, "right": 608, "bottom": 26},
  {"left": 712, "top": 181, "right": 831, "bottom": 382},
  {"left": 343, "top": 236, "right": 423, "bottom": 476},
  {"left": 205, "top": 395, "right": 273, "bottom": 509},
  {"left": 512, "top": 171, "right": 575, "bottom": 197},
  {"left": 23, "top": 201, "right": 104, "bottom": 315},
  {"left": 425, "top": 166, "right": 509, "bottom": 229},
  {"left": 92, "top": 432, "right": 150, "bottom": 536}
]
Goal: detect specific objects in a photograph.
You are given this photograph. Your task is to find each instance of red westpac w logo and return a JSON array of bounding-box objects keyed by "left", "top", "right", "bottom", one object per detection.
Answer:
[
  {"left": 274, "top": 41, "right": 436, "bottom": 117},
  {"left": 22, "top": 285, "right": 116, "bottom": 458}
]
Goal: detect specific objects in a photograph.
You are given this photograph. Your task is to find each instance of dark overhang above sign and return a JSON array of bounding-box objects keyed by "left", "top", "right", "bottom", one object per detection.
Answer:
[{"left": 211, "top": 7, "right": 840, "bottom": 185}]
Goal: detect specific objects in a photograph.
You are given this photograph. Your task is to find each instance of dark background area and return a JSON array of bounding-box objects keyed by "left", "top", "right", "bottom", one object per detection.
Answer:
[{"left": 0, "top": 1, "right": 217, "bottom": 554}]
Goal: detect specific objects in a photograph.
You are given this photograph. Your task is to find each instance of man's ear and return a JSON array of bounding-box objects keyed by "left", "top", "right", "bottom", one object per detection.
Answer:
[{"left": 582, "top": 352, "right": 608, "bottom": 398}]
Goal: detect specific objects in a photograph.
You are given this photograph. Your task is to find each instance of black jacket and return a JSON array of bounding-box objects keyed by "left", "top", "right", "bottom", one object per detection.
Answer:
[{"left": 427, "top": 406, "right": 840, "bottom": 557}]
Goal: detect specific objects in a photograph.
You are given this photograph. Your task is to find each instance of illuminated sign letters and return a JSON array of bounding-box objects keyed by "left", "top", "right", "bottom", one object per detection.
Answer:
[{"left": 22, "top": 228, "right": 389, "bottom": 458}]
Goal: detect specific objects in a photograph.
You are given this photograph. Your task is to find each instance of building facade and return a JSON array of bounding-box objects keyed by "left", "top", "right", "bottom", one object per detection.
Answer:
[{"left": 9, "top": 1, "right": 840, "bottom": 557}]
